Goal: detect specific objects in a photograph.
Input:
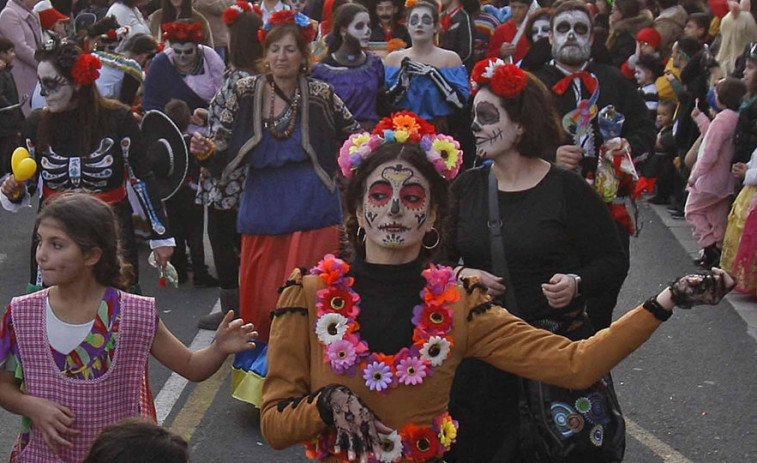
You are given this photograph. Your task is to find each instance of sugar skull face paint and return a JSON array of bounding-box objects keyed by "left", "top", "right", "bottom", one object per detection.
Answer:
[
  {"left": 346, "top": 12, "right": 371, "bottom": 48},
  {"left": 550, "top": 10, "right": 592, "bottom": 67},
  {"left": 531, "top": 18, "right": 550, "bottom": 43},
  {"left": 170, "top": 42, "right": 199, "bottom": 70},
  {"left": 471, "top": 88, "right": 521, "bottom": 160},
  {"left": 38, "top": 61, "right": 76, "bottom": 113},
  {"left": 361, "top": 161, "right": 432, "bottom": 250},
  {"left": 408, "top": 6, "right": 436, "bottom": 43}
]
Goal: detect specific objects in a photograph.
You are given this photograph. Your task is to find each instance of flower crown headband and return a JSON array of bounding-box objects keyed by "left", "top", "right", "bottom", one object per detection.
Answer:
[
  {"left": 338, "top": 111, "right": 463, "bottom": 181},
  {"left": 470, "top": 57, "right": 528, "bottom": 98},
  {"left": 223, "top": 1, "right": 263, "bottom": 26},
  {"left": 257, "top": 11, "right": 316, "bottom": 43},
  {"left": 162, "top": 22, "right": 205, "bottom": 44},
  {"left": 41, "top": 38, "right": 102, "bottom": 86}
]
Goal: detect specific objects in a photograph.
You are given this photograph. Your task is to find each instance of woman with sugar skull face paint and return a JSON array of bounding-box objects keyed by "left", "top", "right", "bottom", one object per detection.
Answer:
[
  {"left": 0, "top": 41, "right": 174, "bottom": 292},
  {"left": 384, "top": 0, "right": 470, "bottom": 135},
  {"left": 519, "top": 8, "right": 554, "bottom": 72},
  {"left": 443, "top": 59, "right": 630, "bottom": 462},
  {"left": 311, "top": 3, "right": 385, "bottom": 131},
  {"left": 256, "top": 110, "right": 734, "bottom": 463},
  {"left": 142, "top": 22, "right": 224, "bottom": 118}
]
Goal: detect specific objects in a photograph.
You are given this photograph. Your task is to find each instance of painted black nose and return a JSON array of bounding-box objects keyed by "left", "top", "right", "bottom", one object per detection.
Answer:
[{"left": 391, "top": 198, "right": 400, "bottom": 214}]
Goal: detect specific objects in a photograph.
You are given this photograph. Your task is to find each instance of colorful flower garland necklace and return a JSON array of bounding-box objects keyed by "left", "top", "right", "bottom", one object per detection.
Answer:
[
  {"left": 338, "top": 111, "right": 463, "bottom": 181},
  {"left": 311, "top": 254, "right": 459, "bottom": 393}
]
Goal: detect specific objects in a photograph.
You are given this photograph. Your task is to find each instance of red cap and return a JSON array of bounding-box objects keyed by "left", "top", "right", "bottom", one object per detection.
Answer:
[
  {"left": 636, "top": 27, "right": 661, "bottom": 50},
  {"left": 34, "top": 0, "right": 69, "bottom": 31},
  {"left": 710, "top": 0, "right": 729, "bottom": 18}
]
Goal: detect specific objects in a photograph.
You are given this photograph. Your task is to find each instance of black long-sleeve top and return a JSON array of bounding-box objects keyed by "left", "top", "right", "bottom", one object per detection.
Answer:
[
  {"left": 440, "top": 8, "right": 474, "bottom": 71},
  {"left": 442, "top": 164, "right": 629, "bottom": 323}
]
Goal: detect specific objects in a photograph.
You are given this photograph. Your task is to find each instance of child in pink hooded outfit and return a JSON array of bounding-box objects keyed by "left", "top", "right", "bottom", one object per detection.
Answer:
[{"left": 685, "top": 77, "right": 747, "bottom": 268}]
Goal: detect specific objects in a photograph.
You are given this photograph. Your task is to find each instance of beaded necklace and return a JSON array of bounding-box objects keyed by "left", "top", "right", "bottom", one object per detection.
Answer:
[{"left": 266, "top": 81, "right": 300, "bottom": 139}]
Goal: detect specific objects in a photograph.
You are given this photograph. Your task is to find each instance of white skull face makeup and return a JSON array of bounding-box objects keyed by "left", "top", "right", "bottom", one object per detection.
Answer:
[
  {"left": 531, "top": 18, "right": 550, "bottom": 43},
  {"left": 550, "top": 10, "right": 592, "bottom": 67},
  {"left": 38, "top": 61, "right": 76, "bottom": 113},
  {"left": 472, "top": 88, "right": 522, "bottom": 160},
  {"left": 170, "top": 42, "right": 199, "bottom": 70},
  {"left": 407, "top": 6, "right": 436, "bottom": 43},
  {"left": 360, "top": 161, "right": 433, "bottom": 251},
  {"left": 286, "top": 0, "right": 308, "bottom": 13},
  {"left": 346, "top": 12, "right": 371, "bottom": 48},
  {"left": 634, "top": 66, "right": 652, "bottom": 86}
]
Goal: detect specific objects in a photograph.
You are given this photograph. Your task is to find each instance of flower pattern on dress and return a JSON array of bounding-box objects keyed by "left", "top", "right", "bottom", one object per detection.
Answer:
[{"left": 311, "top": 255, "right": 457, "bottom": 394}]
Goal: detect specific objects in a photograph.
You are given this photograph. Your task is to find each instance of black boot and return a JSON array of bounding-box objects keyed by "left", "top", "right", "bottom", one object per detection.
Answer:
[
  {"left": 198, "top": 288, "right": 239, "bottom": 330},
  {"left": 694, "top": 245, "right": 721, "bottom": 269}
]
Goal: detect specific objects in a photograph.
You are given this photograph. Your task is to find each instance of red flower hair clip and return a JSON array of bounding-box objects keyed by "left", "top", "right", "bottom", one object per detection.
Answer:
[
  {"left": 223, "top": 1, "right": 258, "bottom": 26},
  {"left": 161, "top": 22, "right": 205, "bottom": 44},
  {"left": 71, "top": 53, "right": 102, "bottom": 86},
  {"left": 258, "top": 10, "right": 316, "bottom": 44},
  {"left": 470, "top": 58, "right": 528, "bottom": 98}
]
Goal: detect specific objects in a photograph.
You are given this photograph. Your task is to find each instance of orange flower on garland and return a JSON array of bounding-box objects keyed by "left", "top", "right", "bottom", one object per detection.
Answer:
[
  {"left": 412, "top": 304, "right": 454, "bottom": 335},
  {"left": 401, "top": 423, "right": 442, "bottom": 461},
  {"left": 386, "top": 38, "right": 407, "bottom": 52},
  {"left": 393, "top": 113, "right": 422, "bottom": 136},
  {"left": 71, "top": 54, "right": 101, "bottom": 85},
  {"left": 316, "top": 287, "right": 360, "bottom": 318}
]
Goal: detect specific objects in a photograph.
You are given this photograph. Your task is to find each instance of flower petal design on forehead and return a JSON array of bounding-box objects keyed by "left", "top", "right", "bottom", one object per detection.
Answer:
[
  {"left": 223, "top": 1, "right": 261, "bottom": 26},
  {"left": 338, "top": 112, "right": 463, "bottom": 181},
  {"left": 470, "top": 57, "right": 528, "bottom": 98},
  {"left": 257, "top": 10, "right": 316, "bottom": 43},
  {"left": 162, "top": 22, "right": 205, "bottom": 43}
]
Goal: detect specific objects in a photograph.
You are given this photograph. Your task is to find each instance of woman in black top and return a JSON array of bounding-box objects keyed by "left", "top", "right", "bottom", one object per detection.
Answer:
[{"left": 443, "top": 59, "right": 628, "bottom": 462}]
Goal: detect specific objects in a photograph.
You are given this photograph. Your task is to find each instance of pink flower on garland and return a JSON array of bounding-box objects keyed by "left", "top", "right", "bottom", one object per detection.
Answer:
[
  {"left": 421, "top": 265, "right": 460, "bottom": 308},
  {"left": 396, "top": 355, "right": 429, "bottom": 386},
  {"left": 312, "top": 254, "right": 353, "bottom": 288},
  {"left": 327, "top": 339, "right": 359, "bottom": 374},
  {"left": 362, "top": 361, "right": 393, "bottom": 392}
]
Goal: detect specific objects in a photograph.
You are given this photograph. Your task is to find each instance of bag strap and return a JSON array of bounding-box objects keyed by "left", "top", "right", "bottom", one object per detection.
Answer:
[{"left": 488, "top": 166, "right": 520, "bottom": 316}]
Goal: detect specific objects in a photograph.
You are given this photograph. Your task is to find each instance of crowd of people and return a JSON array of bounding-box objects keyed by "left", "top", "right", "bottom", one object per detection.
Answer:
[{"left": 0, "top": 0, "right": 751, "bottom": 461}]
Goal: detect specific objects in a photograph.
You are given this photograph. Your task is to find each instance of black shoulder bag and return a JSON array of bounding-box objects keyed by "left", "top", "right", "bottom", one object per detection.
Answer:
[{"left": 487, "top": 167, "right": 626, "bottom": 463}]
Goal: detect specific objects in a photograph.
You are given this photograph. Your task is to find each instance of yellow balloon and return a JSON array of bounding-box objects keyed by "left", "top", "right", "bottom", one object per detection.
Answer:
[
  {"left": 11, "top": 147, "right": 29, "bottom": 172},
  {"left": 13, "top": 157, "right": 37, "bottom": 181}
]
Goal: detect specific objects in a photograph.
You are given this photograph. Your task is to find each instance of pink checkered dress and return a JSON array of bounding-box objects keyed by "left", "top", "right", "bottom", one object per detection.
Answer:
[{"left": 10, "top": 289, "right": 157, "bottom": 463}]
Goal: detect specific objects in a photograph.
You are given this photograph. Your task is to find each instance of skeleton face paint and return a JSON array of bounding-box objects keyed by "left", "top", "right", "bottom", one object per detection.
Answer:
[
  {"left": 38, "top": 61, "right": 75, "bottom": 113},
  {"left": 170, "top": 42, "right": 199, "bottom": 70},
  {"left": 634, "top": 66, "right": 652, "bottom": 86},
  {"left": 531, "top": 18, "right": 550, "bottom": 43},
  {"left": 346, "top": 12, "right": 371, "bottom": 48},
  {"left": 408, "top": 6, "right": 436, "bottom": 43},
  {"left": 550, "top": 10, "right": 592, "bottom": 67},
  {"left": 472, "top": 88, "right": 521, "bottom": 160},
  {"left": 286, "top": 0, "right": 308, "bottom": 13},
  {"left": 361, "top": 161, "right": 432, "bottom": 250}
]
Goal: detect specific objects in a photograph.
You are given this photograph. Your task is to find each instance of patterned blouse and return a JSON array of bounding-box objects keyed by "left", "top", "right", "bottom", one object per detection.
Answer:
[{"left": 0, "top": 287, "right": 157, "bottom": 452}]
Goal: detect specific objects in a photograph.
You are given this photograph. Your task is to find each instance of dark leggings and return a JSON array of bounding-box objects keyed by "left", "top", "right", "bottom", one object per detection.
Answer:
[{"left": 207, "top": 207, "right": 240, "bottom": 289}]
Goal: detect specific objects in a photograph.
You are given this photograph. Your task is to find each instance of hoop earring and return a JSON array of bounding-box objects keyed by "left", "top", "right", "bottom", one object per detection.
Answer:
[
  {"left": 422, "top": 227, "right": 440, "bottom": 250},
  {"left": 356, "top": 226, "right": 366, "bottom": 244}
]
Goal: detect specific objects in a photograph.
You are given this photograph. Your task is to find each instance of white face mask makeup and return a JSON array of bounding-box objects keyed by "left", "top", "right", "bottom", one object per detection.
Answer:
[
  {"left": 346, "top": 12, "right": 371, "bottom": 48},
  {"left": 531, "top": 18, "right": 550, "bottom": 43},
  {"left": 634, "top": 66, "right": 652, "bottom": 86},
  {"left": 472, "top": 88, "right": 522, "bottom": 160},
  {"left": 170, "top": 42, "right": 199, "bottom": 70},
  {"left": 38, "top": 61, "right": 75, "bottom": 113},
  {"left": 407, "top": 6, "right": 436, "bottom": 43},
  {"left": 550, "top": 11, "right": 592, "bottom": 67},
  {"left": 360, "top": 160, "right": 433, "bottom": 251}
]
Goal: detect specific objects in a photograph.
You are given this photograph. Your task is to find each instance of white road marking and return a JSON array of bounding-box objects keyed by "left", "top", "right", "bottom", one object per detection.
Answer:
[
  {"left": 154, "top": 299, "right": 221, "bottom": 425},
  {"left": 626, "top": 418, "right": 693, "bottom": 462}
]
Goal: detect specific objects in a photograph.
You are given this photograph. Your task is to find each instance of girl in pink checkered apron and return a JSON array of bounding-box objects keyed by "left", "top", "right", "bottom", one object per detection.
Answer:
[{"left": 0, "top": 193, "right": 258, "bottom": 463}]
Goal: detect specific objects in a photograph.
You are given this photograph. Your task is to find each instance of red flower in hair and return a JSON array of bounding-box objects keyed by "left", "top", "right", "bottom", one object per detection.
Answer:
[
  {"left": 270, "top": 10, "right": 297, "bottom": 24},
  {"left": 223, "top": 1, "right": 254, "bottom": 26},
  {"left": 71, "top": 53, "right": 101, "bottom": 85},
  {"left": 470, "top": 58, "right": 528, "bottom": 98},
  {"left": 162, "top": 22, "right": 205, "bottom": 44},
  {"left": 252, "top": 4, "right": 263, "bottom": 16},
  {"left": 106, "top": 29, "right": 117, "bottom": 39}
]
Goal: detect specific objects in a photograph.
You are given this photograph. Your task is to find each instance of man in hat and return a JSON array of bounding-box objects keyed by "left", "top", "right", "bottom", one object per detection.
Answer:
[{"left": 534, "top": 0, "right": 655, "bottom": 330}]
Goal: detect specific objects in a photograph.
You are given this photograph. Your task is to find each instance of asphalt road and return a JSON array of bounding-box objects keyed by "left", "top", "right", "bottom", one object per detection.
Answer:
[{"left": 0, "top": 199, "right": 755, "bottom": 462}]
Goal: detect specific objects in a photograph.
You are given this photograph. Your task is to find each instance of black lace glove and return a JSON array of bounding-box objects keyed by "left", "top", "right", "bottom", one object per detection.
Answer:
[
  {"left": 385, "top": 58, "right": 413, "bottom": 108},
  {"left": 316, "top": 385, "right": 390, "bottom": 462},
  {"left": 669, "top": 268, "right": 735, "bottom": 309}
]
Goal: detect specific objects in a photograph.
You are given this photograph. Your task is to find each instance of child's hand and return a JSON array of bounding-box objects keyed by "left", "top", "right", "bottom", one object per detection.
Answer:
[
  {"left": 214, "top": 311, "right": 257, "bottom": 355},
  {"left": 691, "top": 106, "right": 702, "bottom": 119},
  {"left": 27, "top": 397, "right": 80, "bottom": 453},
  {"left": 732, "top": 162, "right": 747, "bottom": 179}
]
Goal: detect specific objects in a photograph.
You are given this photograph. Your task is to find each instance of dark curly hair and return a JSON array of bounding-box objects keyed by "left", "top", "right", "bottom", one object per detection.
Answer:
[
  {"left": 36, "top": 193, "right": 134, "bottom": 290},
  {"left": 83, "top": 418, "right": 188, "bottom": 463},
  {"left": 343, "top": 142, "right": 450, "bottom": 263},
  {"left": 34, "top": 40, "right": 124, "bottom": 157}
]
